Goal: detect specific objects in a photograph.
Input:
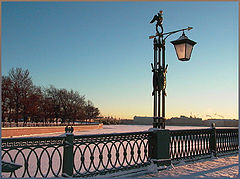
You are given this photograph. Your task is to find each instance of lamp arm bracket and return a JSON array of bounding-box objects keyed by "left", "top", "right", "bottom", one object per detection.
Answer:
[
  {"left": 163, "top": 27, "right": 193, "bottom": 41},
  {"left": 149, "top": 27, "right": 193, "bottom": 40}
]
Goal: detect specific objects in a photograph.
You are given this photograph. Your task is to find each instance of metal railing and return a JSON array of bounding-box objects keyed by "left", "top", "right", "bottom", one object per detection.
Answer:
[
  {"left": 169, "top": 129, "right": 212, "bottom": 160},
  {"left": 169, "top": 127, "right": 239, "bottom": 162},
  {"left": 216, "top": 128, "right": 238, "bottom": 154},
  {"left": 2, "top": 131, "right": 151, "bottom": 178},
  {"left": 72, "top": 132, "right": 151, "bottom": 177},
  {"left": 1, "top": 126, "right": 238, "bottom": 178},
  {"left": 1, "top": 136, "right": 65, "bottom": 178}
]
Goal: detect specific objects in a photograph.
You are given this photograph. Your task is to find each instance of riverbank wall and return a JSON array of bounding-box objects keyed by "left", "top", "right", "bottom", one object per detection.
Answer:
[{"left": 1, "top": 123, "right": 103, "bottom": 138}]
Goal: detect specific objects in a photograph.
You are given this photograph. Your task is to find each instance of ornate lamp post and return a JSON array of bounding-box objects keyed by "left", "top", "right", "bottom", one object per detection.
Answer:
[{"left": 149, "top": 10, "right": 196, "bottom": 129}]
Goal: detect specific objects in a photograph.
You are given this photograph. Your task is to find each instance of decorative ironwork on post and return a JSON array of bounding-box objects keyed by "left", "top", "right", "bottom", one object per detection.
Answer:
[
  {"left": 150, "top": 10, "right": 167, "bottom": 129},
  {"left": 149, "top": 10, "right": 196, "bottom": 129}
]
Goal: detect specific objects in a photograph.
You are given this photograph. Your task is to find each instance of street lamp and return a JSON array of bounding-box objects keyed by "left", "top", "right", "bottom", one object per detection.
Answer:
[
  {"left": 171, "top": 32, "right": 196, "bottom": 61},
  {"left": 149, "top": 10, "right": 196, "bottom": 129}
]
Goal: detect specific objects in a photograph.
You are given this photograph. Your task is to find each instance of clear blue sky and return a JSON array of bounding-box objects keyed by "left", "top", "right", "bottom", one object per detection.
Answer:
[{"left": 2, "top": 1, "right": 238, "bottom": 119}]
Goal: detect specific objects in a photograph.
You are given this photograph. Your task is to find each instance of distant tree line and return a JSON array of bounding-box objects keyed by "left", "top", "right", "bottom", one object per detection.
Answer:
[{"left": 2, "top": 68, "right": 100, "bottom": 126}]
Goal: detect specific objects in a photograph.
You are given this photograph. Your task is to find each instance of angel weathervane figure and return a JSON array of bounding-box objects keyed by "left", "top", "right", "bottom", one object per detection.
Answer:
[{"left": 150, "top": 10, "right": 163, "bottom": 35}]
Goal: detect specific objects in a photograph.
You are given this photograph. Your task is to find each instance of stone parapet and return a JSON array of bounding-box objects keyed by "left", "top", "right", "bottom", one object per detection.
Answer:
[{"left": 2, "top": 123, "right": 103, "bottom": 138}]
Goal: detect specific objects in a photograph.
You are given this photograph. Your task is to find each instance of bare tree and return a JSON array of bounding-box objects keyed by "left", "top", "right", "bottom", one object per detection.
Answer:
[
  {"left": 2, "top": 76, "right": 14, "bottom": 123},
  {"left": 40, "top": 95, "right": 55, "bottom": 124},
  {"left": 84, "top": 100, "right": 100, "bottom": 123},
  {"left": 2, "top": 68, "right": 101, "bottom": 127},
  {"left": 8, "top": 68, "right": 34, "bottom": 126},
  {"left": 45, "top": 86, "right": 88, "bottom": 124},
  {"left": 23, "top": 86, "right": 43, "bottom": 124},
  {"left": 44, "top": 85, "right": 61, "bottom": 123},
  {"left": 67, "top": 90, "right": 86, "bottom": 124}
]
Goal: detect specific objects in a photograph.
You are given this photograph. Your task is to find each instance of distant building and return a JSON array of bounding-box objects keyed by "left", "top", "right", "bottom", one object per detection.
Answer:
[
  {"left": 131, "top": 115, "right": 204, "bottom": 126},
  {"left": 121, "top": 115, "right": 238, "bottom": 127},
  {"left": 133, "top": 116, "right": 152, "bottom": 125},
  {"left": 119, "top": 119, "right": 134, "bottom": 125},
  {"left": 167, "top": 115, "right": 204, "bottom": 126}
]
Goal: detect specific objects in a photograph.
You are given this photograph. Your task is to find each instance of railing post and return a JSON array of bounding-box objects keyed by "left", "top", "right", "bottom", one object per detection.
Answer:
[
  {"left": 149, "top": 129, "right": 171, "bottom": 166},
  {"left": 210, "top": 123, "right": 217, "bottom": 157},
  {"left": 62, "top": 126, "right": 74, "bottom": 177}
]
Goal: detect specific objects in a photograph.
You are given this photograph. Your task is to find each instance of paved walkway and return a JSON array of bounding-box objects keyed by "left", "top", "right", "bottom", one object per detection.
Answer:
[{"left": 141, "top": 154, "right": 239, "bottom": 178}]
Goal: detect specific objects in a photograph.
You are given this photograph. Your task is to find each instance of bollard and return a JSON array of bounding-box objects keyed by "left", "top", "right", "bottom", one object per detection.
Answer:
[
  {"left": 149, "top": 129, "right": 171, "bottom": 167},
  {"left": 210, "top": 123, "right": 217, "bottom": 157},
  {"left": 62, "top": 127, "right": 74, "bottom": 177}
]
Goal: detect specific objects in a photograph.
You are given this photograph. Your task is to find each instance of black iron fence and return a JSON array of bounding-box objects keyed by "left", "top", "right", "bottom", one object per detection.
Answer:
[
  {"left": 169, "top": 129, "right": 212, "bottom": 160},
  {"left": 72, "top": 132, "right": 151, "bottom": 177},
  {"left": 1, "top": 136, "right": 65, "bottom": 178},
  {"left": 1, "top": 126, "right": 238, "bottom": 178},
  {"left": 216, "top": 128, "right": 238, "bottom": 154},
  {"left": 168, "top": 127, "right": 239, "bottom": 162}
]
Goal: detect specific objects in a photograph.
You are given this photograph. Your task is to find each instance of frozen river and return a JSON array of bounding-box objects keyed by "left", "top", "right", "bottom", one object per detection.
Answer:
[
  {"left": 34, "top": 124, "right": 210, "bottom": 137},
  {"left": 74, "top": 124, "right": 208, "bottom": 134}
]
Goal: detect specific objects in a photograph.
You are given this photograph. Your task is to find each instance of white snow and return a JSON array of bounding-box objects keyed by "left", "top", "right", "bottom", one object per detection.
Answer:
[
  {"left": 147, "top": 161, "right": 158, "bottom": 174},
  {"left": 140, "top": 154, "right": 239, "bottom": 178},
  {"left": 12, "top": 125, "right": 210, "bottom": 138}
]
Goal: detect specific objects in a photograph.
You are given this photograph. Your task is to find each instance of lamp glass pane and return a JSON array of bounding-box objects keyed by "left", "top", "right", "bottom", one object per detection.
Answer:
[
  {"left": 185, "top": 43, "right": 193, "bottom": 59},
  {"left": 174, "top": 43, "right": 186, "bottom": 60}
]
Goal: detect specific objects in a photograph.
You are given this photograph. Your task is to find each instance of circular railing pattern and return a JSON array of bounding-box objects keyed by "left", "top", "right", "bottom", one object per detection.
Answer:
[
  {"left": 72, "top": 132, "right": 151, "bottom": 177},
  {"left": 2, "top": 136, "right": 64, "bottom": 178}
]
